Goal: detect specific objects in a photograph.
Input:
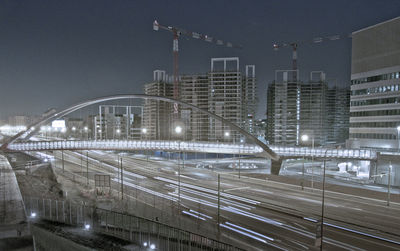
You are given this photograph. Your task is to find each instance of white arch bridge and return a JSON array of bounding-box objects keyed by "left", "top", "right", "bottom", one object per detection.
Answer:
[
  {"left": 1, "top": 94, "right": 378, "bottom": 173},
  {"left": 6, "top": 139, "right": 377, "bottom": 160}
]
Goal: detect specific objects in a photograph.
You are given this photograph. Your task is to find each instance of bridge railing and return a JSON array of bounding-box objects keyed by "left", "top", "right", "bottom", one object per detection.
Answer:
[
  {"left": 24, "top": 196, "right": 242, "bottom": 251},
  {"left": 270, "top": 145, "right": 377, "bottom": 160},
  {"left": 8, "top": 139, "right": 264, "bottom": 155}
]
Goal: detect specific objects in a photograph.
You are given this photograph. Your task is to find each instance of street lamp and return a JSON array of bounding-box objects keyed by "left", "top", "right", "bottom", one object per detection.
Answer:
[
  {"left": 84, "top": 126, "right": 89, "bottom": 140},
  {"left": 301, "top": 133, "right": 315, "bottom": 191},
  {"left": 141, "top": 128, "right": 147, "bottom": 134},
  {"left": 175, "top": 125, "right": 183, "bottom": 134},
  {"left": 174, "top": 125, "right": 185, "bottom": 228},
  {"left": 224, "top": 131, "right": 230, "bottom": 137},
  {"left": 396, "top": 126, "right": 400, "bottom": 152},
  {"left": 301, "top": 134, "right": 309, "bottom": 142},
  {"left": 388, "top": 164, "right": 392, "bottom": 206},
  {"left": 318, "top": 148, "right": 329, "bottom": 250},
  {"left": 371, "top": 163, "right": 393, "bottom": 206}
]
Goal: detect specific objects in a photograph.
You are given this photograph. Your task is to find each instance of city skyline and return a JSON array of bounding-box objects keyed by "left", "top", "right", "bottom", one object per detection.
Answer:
[
  {"left": 1, "top": 0, "right": 400, "bottom": 120},
  {"left": 1, "top": 6, "right": 400, "bottom": 250}
]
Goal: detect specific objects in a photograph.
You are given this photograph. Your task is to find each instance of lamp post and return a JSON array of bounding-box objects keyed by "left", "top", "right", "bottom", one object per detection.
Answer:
[
  {"left": 318, "top": 148, "right": 329, "bottom": 250},
  {"left": 84, "top": 126, "right": 89, "bottom": 140},
  {"left": 115, "top": 128, "right": 121, "bottom": 140},
  {"left": 397, "top": 126, "right": 400, "bottom": 152},
  {"left": 301, "top": 133, "right": 315, "bottom": 191},
  {"left": 224, "top": 131, "right": 230, "bottom": 139},
  {"left": 239, "top": 138, "right": 244, "bottom": 179},
  {"left": 141, "top": 128, "right": 148, "bottom": 161},
  {"left": 175, "top": 125, "right": 184, "bottom": 228},
  {"left": 372, "top": 162, "right": 393, "bottom": 206},
  {"left": 388, "top": 163, "right": 392, "bottom": 206},
  {"left": 301, "top": 135, "right": 308, "bottom": 190}
]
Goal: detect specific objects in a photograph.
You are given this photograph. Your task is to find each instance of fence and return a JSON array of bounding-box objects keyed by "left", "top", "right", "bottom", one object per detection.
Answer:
[{"left": 24, "top": 197, "right": 242, "bottom": 251}]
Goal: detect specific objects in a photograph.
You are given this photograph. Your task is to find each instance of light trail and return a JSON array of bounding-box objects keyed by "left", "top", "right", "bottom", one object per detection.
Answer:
[
  {"left": 155, "top": 176, "right": 260, "bottom": 205},
  {"left": 325, "top": 222, "right": 400, "bottom": 246},
  {"left": 112, "top": 178, "right": 177, "bottom": 202},
  {"left": 182, "top": 210, "right": 206, "bottom": 221},
  {"left": 166, "top": 184, "right": 254, "bottom": 210},
  {"left": 220, "top": 223, "right": 267, "bottom": 244},
  {"left": 225, "top": 222, "right": 275, "bottom": 241},
  {"left": 71, "top": 151, "right": 146, "bottom": 179},
  {"left": 189, "top": 209, "right": 213, "bottom": 219}
]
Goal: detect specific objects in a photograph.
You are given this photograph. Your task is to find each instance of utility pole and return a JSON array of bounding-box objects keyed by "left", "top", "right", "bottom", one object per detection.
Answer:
[
  {"left": 301, "top": 155, "right": 305, "bottom": 190},
  {"left": 80, "top": 150, "right": 83, "bottom": 173},
  {"left": 62, "top": 150, "right": 64, "bottom": 173},
  {"left": 387, "top": 162, "right": 392, "bottom": 206},
  {"left": 217, "top": 174, "right": 221, "bottom": 239},
  {"left": 121, "top": 157, "right": 124, "bottom": 200},
  {"left": 178, "top": 151, "right": 181, "bottom": 228},
  {"left": 319, "top": 153, "right": 328, "bottom": 250},
  {"left": 117, "top": 157, "right": 120, "bottom": 198},
  {"left": 238, "top": 145, "right": 241, "bottom": 179},
  {"left": 86, "top": 151, "right": 89, "bottom": 186}
]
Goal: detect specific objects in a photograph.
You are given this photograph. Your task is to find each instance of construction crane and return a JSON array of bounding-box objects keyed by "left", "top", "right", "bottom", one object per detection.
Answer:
[
  {"left": 273, "top": 34, "right": 343, "bottom": 82},
  {"left": 153, "top": 20, "right": 242, "bottom": 114}
]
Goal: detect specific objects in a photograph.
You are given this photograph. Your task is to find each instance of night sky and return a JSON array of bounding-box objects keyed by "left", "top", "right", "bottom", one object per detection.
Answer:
[{"left": 1, "top": 0, "right": 399, "bottom": 120}]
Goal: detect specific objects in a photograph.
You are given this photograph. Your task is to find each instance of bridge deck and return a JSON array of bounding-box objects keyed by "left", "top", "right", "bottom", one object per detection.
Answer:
[{"left": 6, "top": 140, "right": 378, "bottom": 160}]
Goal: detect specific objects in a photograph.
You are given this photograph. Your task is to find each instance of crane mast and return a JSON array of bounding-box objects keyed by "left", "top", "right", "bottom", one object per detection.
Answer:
[
  {"left": 273, "top": 35, "right": 343, "bottom": 82},
  {"left": 153, "top": 20, "right": 242, "bottom": 114}
]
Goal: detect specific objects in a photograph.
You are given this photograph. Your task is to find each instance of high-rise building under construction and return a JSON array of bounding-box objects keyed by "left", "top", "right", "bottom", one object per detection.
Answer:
[{"left": 142, "top": 57, "right": 257, "bottom": 142}]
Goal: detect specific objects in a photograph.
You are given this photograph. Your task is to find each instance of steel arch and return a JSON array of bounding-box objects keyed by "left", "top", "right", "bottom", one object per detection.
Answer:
[{"left": 2, "top": 94, "right": 278, "bottom": 160}]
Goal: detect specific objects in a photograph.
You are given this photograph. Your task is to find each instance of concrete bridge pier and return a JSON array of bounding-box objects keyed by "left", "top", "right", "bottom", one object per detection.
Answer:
[{"left": 271, "top": 158, "right": 283, "bottom": 175}]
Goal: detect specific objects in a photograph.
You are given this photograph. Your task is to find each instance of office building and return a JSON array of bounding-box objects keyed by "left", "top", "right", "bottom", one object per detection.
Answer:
[{"left": 348, "top": 17, "right": 400, "bottom": 149}]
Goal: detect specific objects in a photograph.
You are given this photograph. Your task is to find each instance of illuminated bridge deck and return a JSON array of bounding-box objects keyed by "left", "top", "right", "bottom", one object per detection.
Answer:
[
  {"left": 270, "top": 145, "right": 377, "bottom": 160},
  {"left": 7, "top": 140, "right": 264, "bottom": 156},
  {"left": 6, "top": 140, "right": 378, "bottom": 160}
]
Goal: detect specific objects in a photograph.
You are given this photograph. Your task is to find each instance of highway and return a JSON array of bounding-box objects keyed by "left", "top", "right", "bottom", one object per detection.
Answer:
[{"left": 47, "top": 149, "right": 400, "bottom": 250}]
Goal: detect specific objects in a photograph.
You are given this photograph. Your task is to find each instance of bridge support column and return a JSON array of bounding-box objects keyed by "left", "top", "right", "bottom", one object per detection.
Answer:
[{"left": 271, "top": 158, "right": 283, "bottom": 175}]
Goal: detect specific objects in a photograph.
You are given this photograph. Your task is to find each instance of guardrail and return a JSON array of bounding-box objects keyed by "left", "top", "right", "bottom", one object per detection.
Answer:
[{"left": 24, "top": 197, "right": 242, "bottom": 251}]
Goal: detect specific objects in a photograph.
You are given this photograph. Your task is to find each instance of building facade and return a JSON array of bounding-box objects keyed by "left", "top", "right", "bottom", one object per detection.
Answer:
[
  {"left": 142, "top": 70, "right": 173, "bottom": 140},
  {"left": 299, "top": 72, "right": 328, "bottom": 146},
  {"left": 348, "top": 17, "right": 400, "bottom": 149},
  {"left": 267, "top": 70, "right": 349, "bottom": 146},
  {"left": 243, "top": 65, "right": 257, "bottom": 135},
  {"left": 327, "top": 87, "right": 350, "bottom": 144},
  {"left": 142, "top": 58, "right": 257, "bottom": 142},
  {"left": 267, "top": 70, "right": 300, "bottom": 145},
  {"left": 93, "top": 105, "right": 143, "bottom": 140},
  {"left": 209, "top": 58, "right": 243, "bottom": 142},
  {"left": 180, "top": 74, "right": 209, "bottom": 141}
]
